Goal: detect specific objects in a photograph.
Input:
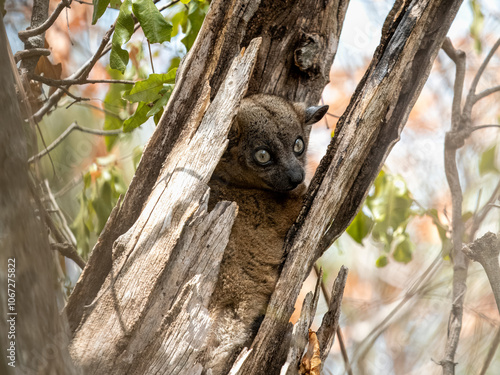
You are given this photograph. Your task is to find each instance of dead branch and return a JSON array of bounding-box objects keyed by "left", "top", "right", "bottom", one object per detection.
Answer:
[
  {"left": 463, "top": 37, "right": 500, "bottom": 118},
  {"left": 281, "top": 272, "right": 321, "bottom": 375},
  {"left": 18, "top": 0, "right": 72, "bottom": 41},
  {"left": 28, "top": 122, "right": 123, "bottom": 163},
  {"left": 314, "top": 264, "right": 352, "bottom": 375},
  {"left": 463, "top": 232, "right": 500, "bottom": 314},
  {"left": 30, "top": 74, "right": 136, "bottom": 86},
  {"left": 316, "top": 266, "right": 348, "bottom": 366},
  {"left": 441, "top": 36, "right": 469, "bottom": 375},
  {"left": 50, "top": 243, "right": 86, "bottom": 269},
  {"left": 14, "top": 47, "right": 51, "bottom": 62}
]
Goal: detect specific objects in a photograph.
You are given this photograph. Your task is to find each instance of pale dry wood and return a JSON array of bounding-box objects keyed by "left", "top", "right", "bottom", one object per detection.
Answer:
[
  {"left": 316, "top": 266, "right": 348, "bottom": 366},
  {"left": 281, "top": 270, "right": 322, "bottom": 375},
  {"left": 65, "top": 0, "right": 349, "bottom": 333},
  {"left": 239, "top": 1, "right": 464, "bottom": 374},
  {"left": 69, "top": 38, "right": 261, "bottom": 374},
  {"left": 463, "top": 232, "right": 500, "bottom": 314}
]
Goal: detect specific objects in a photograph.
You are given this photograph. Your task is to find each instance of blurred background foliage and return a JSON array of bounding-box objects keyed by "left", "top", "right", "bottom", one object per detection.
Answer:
[{"left": 4, "top": 0, "right": 500, "bottom": 374}]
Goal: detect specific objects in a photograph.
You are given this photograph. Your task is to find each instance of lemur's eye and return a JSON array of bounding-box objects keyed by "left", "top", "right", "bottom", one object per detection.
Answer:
[
  {"left": 293, "top": 137, "right": 304, "bottom": 155},
  {"left": 254, "top": 149, "right": 271, "bottom": 165}
]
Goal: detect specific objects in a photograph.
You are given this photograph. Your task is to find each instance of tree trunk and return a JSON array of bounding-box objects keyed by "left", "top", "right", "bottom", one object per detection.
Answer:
[
  {"left": 0, "top": 16, "right": 79, "bottom": 375},
  {"left": 240, "top": 1, "right": 464, "bottom": 373},
  {"left": 65, "top": 0, "right": 463, "bottom": 374}
]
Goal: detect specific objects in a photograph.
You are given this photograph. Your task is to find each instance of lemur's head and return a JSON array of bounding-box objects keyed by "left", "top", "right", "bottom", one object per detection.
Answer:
[{"left": 215, "top": 94, "right": 328, "bottom": 192}]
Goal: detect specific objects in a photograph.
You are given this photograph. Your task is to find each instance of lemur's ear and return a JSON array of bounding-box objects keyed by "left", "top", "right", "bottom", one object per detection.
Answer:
[{"left": 305, "top": 105, "right": 329, "bottom": 125}]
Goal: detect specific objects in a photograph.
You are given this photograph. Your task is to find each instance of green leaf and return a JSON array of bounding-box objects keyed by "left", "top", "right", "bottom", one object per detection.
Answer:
[
  {"left": 110, "top": 0, "right": 134, "bottom": 73},
  {"left": 426, "top": 208, "right": 452, "bottom": 257},
  {"left": 367, "top": 173, "right": 413, "bottom": 238},
  {"left": 346, "top": 209, "right": 374, "bottom": 245},
  {"left": 123, "top": 102, "right": 150, "bottom": 132},
  {"left": 92, "top": 0, "right": 111, "bottom": 24},
  {"left": 110, "top": 0, "right": 122, "bottom": 9},
  {"left": 469, "top": 0, "right": 484, "bottom": 53},
  {"left": 181, "top": 1, "right": 209, "bottom": 51},
  {"left": 180, "top": 0, "right": 191, "bottom": 4},
  {"left": 103, "top": 70, "right": 129, "bottom": 149},
  {"left": 154, "top": 108, "right": 164, "bottom": 125},
  {"left": 132, "top": 146, "right": 143, "bottom": 170},
  {"left": 171, "top": 6, "right": 188, "bottom": 37},
  {"left": 376, "top": 255, "right": 388, "bottom": 268},
  {"left": 132, "top": 0, "right": 172, "bottom": 44},
  {"left": 92, "top": 180, "right": 113, "bottom": 233},
  {"left": 392, "top": 235, "right": 414, "bottom": 264},
  {"left": 147, "top": 85, "right": 174, "bottom": 116},
  {"left": 479, "top": 145, "right": 499, "bottom": 175},
  {"left": 123, "top": 70, "right": 176, "bottom": 103}
]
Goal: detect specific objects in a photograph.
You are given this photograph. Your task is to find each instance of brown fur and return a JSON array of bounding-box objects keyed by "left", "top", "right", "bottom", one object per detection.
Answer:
[{"left": 203, "top": 94, "right": 328, "bottom": 374}]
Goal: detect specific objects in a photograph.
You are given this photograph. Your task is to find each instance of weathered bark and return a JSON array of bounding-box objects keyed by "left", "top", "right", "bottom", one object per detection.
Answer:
[
  {"left": 64, "top": 0, "right": 464, "bottom": 373},
  {"left": 0, "top": 16, "right": 78, "bottom": 375},
  {"left": 238, "top": 1, "right": 463, "bottom": 374},
  {"left": 65, "top": 0, "right": 349, "bottom": 332},
  {"left": 69, "top": 39, "right": 261, "bottom": 374}
]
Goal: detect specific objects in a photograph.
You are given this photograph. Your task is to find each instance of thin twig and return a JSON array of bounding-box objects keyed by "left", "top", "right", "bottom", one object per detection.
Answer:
[
  {"left": 441, "top": 37, "right": 469, "bottom": 375},
  {"left": 470, "top": 124, "right": 500, "bottom": 132},
  {"left": 18, "top": 0, "right": 72, "bottom": 40},
  {"left": 28, "top": 122, "right": 123, "bottom": 163},
  {"left": 463, "top": 38, "right": 500, "bottom": 118},
  {"left": 463, "top": 233, "right": 500, "bottom": 313},
  {"left": 148, "top": 40, "right": 155, "bottom": 74},
  {"left": 30, "top": 73, "right": 136, "bottom": 86},
  {"left": 14, "top": 48, "right": 51, "bottom": 62},
  {"left": 442, "top": 38, "right": 466, "bottom": 130},
  {"left": 314, "top": 264, "right": 352, "bottom": 375},
  {"left": 50, "top": 243, "right": 86, "bottom": 269},
  {"left": 474, "top": 85, "right": 500, "bottom": 103}
]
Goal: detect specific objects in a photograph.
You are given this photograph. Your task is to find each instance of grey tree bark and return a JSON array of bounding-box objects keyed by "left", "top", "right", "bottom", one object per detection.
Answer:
[
  {"left": 0, "top": 16, "right": 79, "bottom": 375},
  {"left": 62, "top": 0, "right": 463, "bottom": 374}
]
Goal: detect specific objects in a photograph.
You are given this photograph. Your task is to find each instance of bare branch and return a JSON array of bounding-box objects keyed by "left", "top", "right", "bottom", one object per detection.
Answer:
[
  {"left": 30, "top": 73, "right": 136, "bottom": 86},
  {"left": 463, "top": 232, "right": 500, "bottom": 314},
  {"left": 463, "top": 38, "right": 500, "bottom": 117},
  {"left": 316, "top": 266, "right": 348, "bottom": 367},
  {"left": 471, "top": 180, "right": 500, "bottom": 238},
  {"left": 14, "top": 47, "right": 51, "bottom": 62},
  {"left": 474, "top": 85, "right": 500, "bottom": 103},
  {"left": 471, "top": 124, "right": 500, "bottom": 132},
  {"left": 28, "top": 122, "right": 123, "bottom": 163},
  {"left": 441, "top": 35, "right": 470, "bottom": 375},
  {"left": 51, "top": 243, "right": 86, "bottom": 269},
  {"left": 442, "top": 38, "right": 466, "bottom": 130},
  {"left": 18, "top": 0, "right": 72, "bottom": 41},
  {"left": 314, "top": 264, "right": 352, "bottom": 375}
]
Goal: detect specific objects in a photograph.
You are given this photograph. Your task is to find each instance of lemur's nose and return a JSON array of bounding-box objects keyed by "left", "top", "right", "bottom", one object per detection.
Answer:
[{"left": 288, "top": 169, "right": 304, "bottom": 185}]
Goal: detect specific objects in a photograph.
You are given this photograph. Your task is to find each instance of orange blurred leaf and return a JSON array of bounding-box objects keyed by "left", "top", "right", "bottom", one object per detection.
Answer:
[
  {"left": 35, "top": 55, "right": 62, "bottom": 95},
  {"left": 299, "top": 330, "right": 321, "bottom": 375}
]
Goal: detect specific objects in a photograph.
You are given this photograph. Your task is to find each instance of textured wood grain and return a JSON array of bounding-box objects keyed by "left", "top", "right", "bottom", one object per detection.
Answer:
[
  {"left": 65, "top": 0, "right": 348, "bottom": 331},
  {"left": 69, "top": 39, "right": 261, "bottom": 374},
  {"left": 239, "top": 1, "right": 464, "bottom": 374}
]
